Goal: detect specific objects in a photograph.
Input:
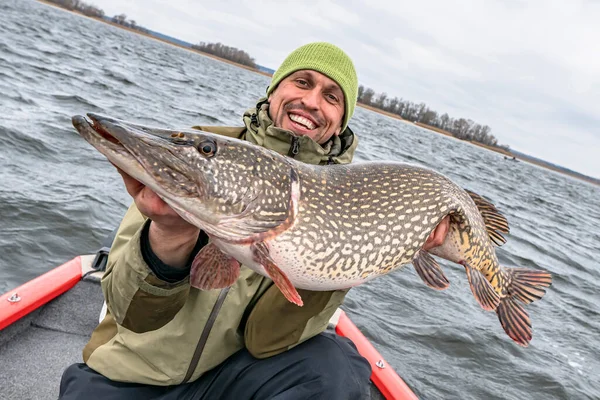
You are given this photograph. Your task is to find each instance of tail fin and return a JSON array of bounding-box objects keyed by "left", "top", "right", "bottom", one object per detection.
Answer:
[
  {"left": 506, "top": 268, "right": 553, "bottom": 304},
  {"left": 496, "top": 268, "right": 552, "bottom": 346}
]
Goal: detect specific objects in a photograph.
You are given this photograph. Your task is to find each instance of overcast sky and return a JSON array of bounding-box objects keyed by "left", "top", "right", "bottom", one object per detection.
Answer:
[{"left": 88, "top": 0, "right": 599, "bottom": 178}]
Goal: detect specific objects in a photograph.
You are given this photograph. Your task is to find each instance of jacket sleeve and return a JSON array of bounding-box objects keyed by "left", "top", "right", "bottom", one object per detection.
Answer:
[
  {"left": 244, "top": 284, "right": 349, "bottom": 358},
  {"left": 101, "top": 203, "right": 191, "bottom": 334}
]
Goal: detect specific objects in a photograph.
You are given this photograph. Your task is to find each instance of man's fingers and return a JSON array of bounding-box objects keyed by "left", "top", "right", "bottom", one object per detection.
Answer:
[
  {"left": 109, "top": 162, "right": 196, "bottom": 231},
  {"left": 112, "top": 165, "right": 145, "bottom": 198}
]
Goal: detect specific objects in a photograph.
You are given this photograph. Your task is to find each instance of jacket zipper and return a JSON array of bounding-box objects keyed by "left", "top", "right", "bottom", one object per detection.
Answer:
[
  {"left": 181, "top": 287, "right": 230, "bottom": 384},
  {"left": 288, "top": 137, "right": 300, "bottom": 158}
]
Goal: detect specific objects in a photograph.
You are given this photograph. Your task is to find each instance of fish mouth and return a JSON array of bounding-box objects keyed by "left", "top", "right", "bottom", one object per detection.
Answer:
[
  {"left": 71, "top": 113, "right": 220, "bottom": 227},
  {"left": 72, "top": 112, "right": 201, "bottom": 163},
  {"left": 89, "top": 115, "right": 121, "bottom": 145},
  {"left": 72, "top": 114, "right": 150, "bottom": 177},
  {"left": 71, "top": 113, "right": 170, "bottom": 192},
  {"left": 72, "top": 113, "right": 170, "bottom": 186},
  {"left": 72, "top": 113, "right": 175, "bottom": 150}
]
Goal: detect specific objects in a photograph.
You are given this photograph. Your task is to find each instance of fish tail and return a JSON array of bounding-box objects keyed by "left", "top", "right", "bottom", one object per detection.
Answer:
[
  {"left": 495, "top": 267, "right": 552, "bottom": 346},
  {"left": 505, "top": 267, "right": 553, "bottom": 304},
  {"left": 496, "top": 297, "right": 532, "bottom": 346}
]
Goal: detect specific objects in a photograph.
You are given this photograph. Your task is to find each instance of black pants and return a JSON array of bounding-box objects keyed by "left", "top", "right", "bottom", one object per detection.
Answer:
[{"left": 59, "top": 332, "right": 372, "bottom": 399}]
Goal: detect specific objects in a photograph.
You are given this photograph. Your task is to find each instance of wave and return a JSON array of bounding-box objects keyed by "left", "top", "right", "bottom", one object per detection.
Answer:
[
  {"left": 51, "top": 94, "right": 100, "bottom": 109},
  {"left": 104, "top": 68, "right": 137, "bottom": 86},
  {"left": 1, "top": 91, "right": 38, "bottom": 106},
  {"left": 0, "top": 125, "right": 59, "bottom": 158},
  {"left": 167, "top": 105, "right": 223, "bottom": 124}
]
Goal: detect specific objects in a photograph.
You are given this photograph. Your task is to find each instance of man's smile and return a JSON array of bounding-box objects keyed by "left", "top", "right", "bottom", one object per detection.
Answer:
[{"left": 288, "top": 112, "right": 317, "bottom": 131}]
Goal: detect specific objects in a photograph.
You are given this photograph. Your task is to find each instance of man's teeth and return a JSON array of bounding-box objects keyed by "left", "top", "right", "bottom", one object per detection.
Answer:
[{"left": 289, "top": 114, "right": 316, "bottom": 130}]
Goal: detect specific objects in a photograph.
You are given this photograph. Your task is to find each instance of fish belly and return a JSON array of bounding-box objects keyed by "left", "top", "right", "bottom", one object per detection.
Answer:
[
  {"left": 212, "top": 238, "right": 368, "bottom": 291},
  {"left": 269, "top": 239, "right": 372, "bottom": 290}
]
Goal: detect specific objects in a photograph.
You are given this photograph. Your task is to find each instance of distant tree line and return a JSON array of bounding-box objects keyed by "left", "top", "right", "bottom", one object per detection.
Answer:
[
  {"left": 111, "top": 13, "right": 149, "bottom": 34},
  {"left": 45, "top": 0, "right": 104, "bottom": 17},
  {"left": 191, "top": 42, "right": 257, "bottom": 69},
  {"left": 44, "top": 0, "right": 149, "bottom": 33},
  {"left": 358, "top": 85, "right": 509, "bottom": 150}
]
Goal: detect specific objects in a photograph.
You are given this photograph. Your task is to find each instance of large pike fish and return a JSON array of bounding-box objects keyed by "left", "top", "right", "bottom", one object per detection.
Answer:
[{"left": 73, "top": 113, "right": 552, "bottom": 346}]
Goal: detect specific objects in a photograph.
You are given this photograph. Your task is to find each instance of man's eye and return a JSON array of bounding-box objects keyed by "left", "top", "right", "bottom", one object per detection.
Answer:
[
  {"left": 327, "top": 94, "right": 339, "bottom": 102},
  {"left": 296, "top": 79, "right": 308, "bottom": 86}
]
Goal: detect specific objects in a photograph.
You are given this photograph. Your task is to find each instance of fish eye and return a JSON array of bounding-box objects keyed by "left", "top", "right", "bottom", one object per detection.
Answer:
[{"left": 198, "top": 140, "right": 217, "bottom": 157}]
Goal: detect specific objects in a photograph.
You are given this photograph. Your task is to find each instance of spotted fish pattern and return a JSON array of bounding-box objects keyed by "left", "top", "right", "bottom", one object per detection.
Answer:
[
  {"left": 274, "top": 163, "right": 455, "bottom": 287},
  {"left": 73, "top": 113, "right": 553, "bottom": 347}
]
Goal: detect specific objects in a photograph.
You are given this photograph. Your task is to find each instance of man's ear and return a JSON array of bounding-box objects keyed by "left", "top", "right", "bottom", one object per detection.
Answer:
[{"left": 334, "top": 118, "right": 345, "bottom": 136}]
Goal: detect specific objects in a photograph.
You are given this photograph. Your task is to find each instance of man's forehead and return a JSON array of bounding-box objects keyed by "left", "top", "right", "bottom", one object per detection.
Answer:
[{"left": 289, "top": 70, "right": 343, "bottom": 92}]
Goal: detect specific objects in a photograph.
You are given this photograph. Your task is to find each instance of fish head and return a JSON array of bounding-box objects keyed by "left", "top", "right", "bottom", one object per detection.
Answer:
[{"left": 72, "top": 113, "right": 297, "bottom": 238}]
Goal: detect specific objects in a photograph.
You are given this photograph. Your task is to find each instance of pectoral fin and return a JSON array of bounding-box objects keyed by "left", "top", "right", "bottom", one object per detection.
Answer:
[
  {"left": 190, "top": 242, "right": 241, "bottom": 290},
  {"left": 252, "top": 242, "right": 303, "bottom": 306},
  {"left": 412, "top": 250, "right": 450, "bottom": 290}
]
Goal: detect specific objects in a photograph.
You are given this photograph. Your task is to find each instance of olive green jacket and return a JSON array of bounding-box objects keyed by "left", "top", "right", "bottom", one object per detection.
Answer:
[{"left": 83, "top": 102, "right": 359, "bottom": 385}]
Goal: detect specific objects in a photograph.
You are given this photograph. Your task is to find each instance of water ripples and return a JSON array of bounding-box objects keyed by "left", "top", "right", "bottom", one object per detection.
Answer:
[{"left": 1, "top": 1, "right": 599, "bottom": 399}]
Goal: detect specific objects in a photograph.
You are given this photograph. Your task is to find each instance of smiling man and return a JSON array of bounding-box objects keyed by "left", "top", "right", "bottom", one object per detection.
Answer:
[
  {"left": 59, "top": 42, "right": 448, "bottom": 400},
  {"left": 269, "top": 70, "right": 345, "bottom": 143}
]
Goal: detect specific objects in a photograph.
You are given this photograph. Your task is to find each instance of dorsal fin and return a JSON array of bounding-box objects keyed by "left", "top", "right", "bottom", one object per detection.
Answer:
[{"left": 464, "top": 189, "right": 510, "bottom": 246}]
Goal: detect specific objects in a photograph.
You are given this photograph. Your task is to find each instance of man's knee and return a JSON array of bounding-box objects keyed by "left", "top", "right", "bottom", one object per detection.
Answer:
[
  {"left": 59, "top": 363, "right": 90, "bottom": 399},
  {"left": 58, "top": 363, "right": 162, "bottom": 400},
  {"left": 295, "top": 333, "right": 372, "bottom": 396}
]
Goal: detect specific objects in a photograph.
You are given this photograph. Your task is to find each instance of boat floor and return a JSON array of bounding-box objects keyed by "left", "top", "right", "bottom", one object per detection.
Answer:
[
  {"left": 0, "top": 276, "right": 386, "bottom": 399},
  {"left": 0, "top": 277, "right": 104, "bottom": 400}
]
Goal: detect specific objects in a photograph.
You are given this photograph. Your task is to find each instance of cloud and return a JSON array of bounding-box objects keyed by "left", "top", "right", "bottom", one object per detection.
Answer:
[{"left": 88, "top": 0, "right": 600, "bottom": 178}]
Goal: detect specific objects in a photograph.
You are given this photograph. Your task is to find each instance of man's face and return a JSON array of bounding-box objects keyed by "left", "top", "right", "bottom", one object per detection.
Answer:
[{"left": 268, "top": 70, "right": 345, "bottom": 145}]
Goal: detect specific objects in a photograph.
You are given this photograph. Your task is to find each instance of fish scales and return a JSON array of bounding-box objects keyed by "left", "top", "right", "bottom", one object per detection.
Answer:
[
  {"left": 274, "top": 164, "right": 455, "bottom": 287},
  {"left": 72, "top": 113, "right": 553, "bottom": 347}
]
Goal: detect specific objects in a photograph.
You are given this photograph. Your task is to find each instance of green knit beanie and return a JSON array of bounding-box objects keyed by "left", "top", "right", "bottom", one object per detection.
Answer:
[{"left": 266, "top": 42, "right": 358, "bottom": 132}]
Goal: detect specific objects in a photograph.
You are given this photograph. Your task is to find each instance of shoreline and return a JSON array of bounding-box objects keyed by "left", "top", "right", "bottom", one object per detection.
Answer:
[
  {"left": 36, "top": 0, "right": 273, "bottom": 78},
  {"left": 35, "top": 0, "right": 598, "bottom": 186}
]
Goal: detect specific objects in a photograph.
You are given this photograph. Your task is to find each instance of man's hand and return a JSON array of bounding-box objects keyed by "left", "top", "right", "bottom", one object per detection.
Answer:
[
  {"left": 423, "top": 216, "right": 450, "bottom": 251},
  {"left": 116, "top": 167, "right": 200, "bottom": 268}
]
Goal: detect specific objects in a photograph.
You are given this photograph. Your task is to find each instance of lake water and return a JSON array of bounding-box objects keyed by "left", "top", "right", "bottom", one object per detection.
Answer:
[{"left": 1, "top": 1, "right": 599, "bottom": 398}]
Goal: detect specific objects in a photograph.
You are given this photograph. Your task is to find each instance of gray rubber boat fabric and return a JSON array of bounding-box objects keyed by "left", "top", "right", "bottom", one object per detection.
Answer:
[{"left": 0, "top": 280, "right": 104, "bottom": 400}]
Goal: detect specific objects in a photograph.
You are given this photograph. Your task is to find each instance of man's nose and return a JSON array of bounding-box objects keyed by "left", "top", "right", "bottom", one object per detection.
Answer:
[{"left": 301, "top": 88, "right": 321, "bottom": 110}]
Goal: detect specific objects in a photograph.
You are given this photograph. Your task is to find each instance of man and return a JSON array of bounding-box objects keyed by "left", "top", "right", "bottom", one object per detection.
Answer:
[{"left": 59, "top": 42, "right": 449, "bottom": 399}]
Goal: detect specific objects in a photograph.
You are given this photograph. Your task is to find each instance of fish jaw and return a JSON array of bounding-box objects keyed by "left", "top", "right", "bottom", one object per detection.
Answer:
[{"left": 72, "top": 114, "right": 221, "bottom": 226}]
